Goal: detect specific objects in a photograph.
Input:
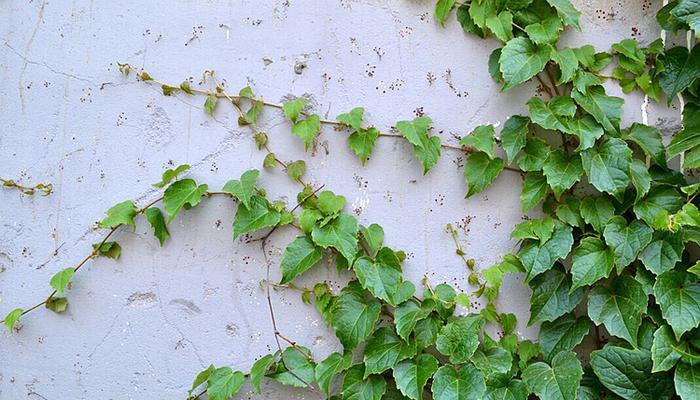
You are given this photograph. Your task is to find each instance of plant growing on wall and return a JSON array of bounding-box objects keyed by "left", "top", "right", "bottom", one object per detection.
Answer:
[{"left": 3, "top": 0, "right": 700, "bottom": 399}]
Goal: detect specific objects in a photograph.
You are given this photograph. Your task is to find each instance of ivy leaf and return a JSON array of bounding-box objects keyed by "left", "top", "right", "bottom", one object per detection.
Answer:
[
  {"left": 603, "top": 216, "right": 653, "bottom": 271},
  {"left": 394, "top": 299, "right": 433, "bottom": 341},
  {"left": 431, "top": 364, "right": 486, "bottom": 400},
  {"left": 552, "top": 48, "right": 579, "bottom": 84},
  {"left": 633, "top": 186, "right": 684, "bottom": 226},
  {"left": 349, "top": 127, "right": 379, "bottom": 165},
  {"left": 363, "top": 327, "right": 417, "bottom": 377},
  {"left": 499, "top": 37, "right": 550, "bottom": 91},
  {"left": 639, "top": 232, "right": 683, "bottom": 275},
  {"left": 464, "top": 152, "right": 505, "bottom": 197},
  {"left": 190, "top": 365, "right": 216, "bottom": 396},
  {"left": 317, "top": 191, "right": 346, "bottom": 217},
  {"left": 519, "top": 224, "right": 574, "bottom": 281},
  {"left": 675, "top": 362, "right": 700, "bottom": 399},
  {"left": 629, "top": 160, "right": 652, "bottom": 201},
  {"left": 659, "top": 45, "right": 700, "bottom": 103},
  {"left": 222, "top": 169, "right": 259, "bottom": 209},
  {"left": 4, "top": 308, "right": 23, "bottom": 332},
  {"left": 249, "top": 354, "right": 275, "bottom": 393},
  {"left": 337, "top": 107, "right": 364, "bottom": 130},
  {"left": 456, "top": 3, "right": 484, "bottom": 36},
  {"left": 353, "top": 251, "right": 405, "bottom": 305},
  {"left": 232, "top": 195, "right": 281, "bottom": 239},
  {"left": 92, "top": 241, "right": 122, "bottom": 259},
  {"left": 413, "top": 135, "right": 442, "bottom": 174},
  {"left": 49, "top": 267, "right": 75, "bottom": 296},
  {"left": 203, "top": 94, "right": 218, "bottom": 115},
  {"left": 436, "top": 314, "right": 484, "bottom": 363},
  {"left": 414, "top": 314, "right": 442, "bottom": 350},
  {"left": 471, "top": 347, "right": 514, "bottom": 381},
  {"left": 528, "top": 265, "right": 585, "bottom": 325},
  {"left": 542, "top": 150, "right": 583, "bottom": 199},
  {"left": 654, "top": 270, "right": 700, "bottom": 340},
  {"left": 152, "top": 164, "right": 190, "bottom": 188},
  {"left": 522, "top": 351, "right": 583, "bottom": 400},
  {"left": 268, "top": 346, "right": 315, "bottom": 388},
  {"left": 546, "top": 0, "right": 581, "bottom": 29},
  {"left": 360, "top": 224, "right": 384, "bottom": 257},
  {"left": 539, "top": 313, "right": 590, "bottom": 362},
  {"left": 567, "top": 115, "right": 604, "bottom": 152},
  {"left": 143, "top": 207, "right": 170, "bottom": 246},
  {"left": 516, "top": 138, "right": 551, "bottom": 172},
  {"left": 99, "top": 200, "right": 138, "bottom": 229},
  {"left": 396, "top": 117, "right": 432, "bottom": 147},
  {"left": 624, "top": 123, "right": 667, "bottom": 167},
  {"left": 282, "top": 98, "right": 307, "bottom": 123},
  {"left": 581, "top": 137, "right": 631, "bottom": 197},
  {"left": 393, "top": 354, "right": 439, "bottom": 400},
  {"left": 572, "top": 86, "right": 624, "bottom": 133},
  {"left": 521, "top": 172, "right": 548, "bottom": 212},
  {"left": 286, "top": 160, "right": 306, "bottom": 182},
  {"left": 434, "top": 0, "right": 456, "bottom": 26},
  {"left": 342, "top": 364, "right": 386, "bottom": 400},
  {"left": 280, "top": 236, "right": 323, "bottom": 284},
  {"left": 556, "top": 198, "right": 584, "bottom": 227},
  {"left": 511, "top": 217, "right": 555, "bottom": 242},
  {"left": 315, "top": 352, "right": 352, "bottom": 396},
  {"left": 651, "top": 325, "right": 697, "bottom": 372},
  {"left": 206, "top": 367, "right": 245, "bottom": 400},
  {"left": 527, "top": 97, "right": 572, "bottom": 133},
  {"left": 485, "top": 11, "right": 513, "bottom": 42},
  {"left": 460, "top": 124, "right": 496, "bottom": 158},
  {"left": 312, "top": 212, "right": 359, "bottom": 262},
  {"left": 45, "top": 297, "right": 68, "bottom": 313},
  {"left": 484, "top": 379, "right": 528, "bottom": 400},
  {"left": 588, "top": 276, "right": 647, "bottom": 345},
  {"left": 292, "top": 115, "right": 321, "bottom": 151},
  {"left": 525, "top": 17, "right": 563, "bottom": 45},
  {"left": 579, "top": 196, "right": 614, "bottom": 233},
  {"left": 330, "top": 281, "right": 382, "bottom": 349},
  {"left": 163, "top": 179, "right": 209, "bottom": 221},
  {"left": 570, "top": 237, "right": 614, "bottom": 291},
  {"left": 500, "top": 115, "right": 529, "bottom": 162}
]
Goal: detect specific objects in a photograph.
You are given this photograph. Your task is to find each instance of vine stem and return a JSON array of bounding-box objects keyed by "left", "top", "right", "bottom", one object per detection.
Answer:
[{"left": 1, "top": 177, "right": 53, "bottom": 196}]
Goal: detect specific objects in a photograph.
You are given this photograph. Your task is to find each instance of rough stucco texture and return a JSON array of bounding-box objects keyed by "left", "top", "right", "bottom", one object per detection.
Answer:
[{"left": 0, "top": 0, "right": 682, "bottom": 398}]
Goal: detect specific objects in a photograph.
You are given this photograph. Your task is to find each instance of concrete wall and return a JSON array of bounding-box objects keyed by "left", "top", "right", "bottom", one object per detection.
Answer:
[{"left": 0, "top": 0, "right": 679, "bottom": 398}]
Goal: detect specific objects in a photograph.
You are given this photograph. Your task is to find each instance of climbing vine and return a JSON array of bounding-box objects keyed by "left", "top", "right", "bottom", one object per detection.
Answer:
[{"left": 4, "top": 0, "right": 700, "bottom": 399}]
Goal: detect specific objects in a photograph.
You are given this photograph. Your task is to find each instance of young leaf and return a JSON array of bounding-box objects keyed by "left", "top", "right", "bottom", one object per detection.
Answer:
[
  {"left": 396, "top": 117, "right": 432, "bottom": 148},
  {"left": 546, "top": 0, "right": 581, "bottom": 29},
  {"left": 99, "top": 200, "right": 138, "bottom": 229},
  {"left": 526, "top": 17, "right": 563, "bottom": 45},
  {"left": 189, "top": 365, "right": 215, "bottom": 396},
  {"left": 92, "top": 241, "right": 122, "bottom": 259},
  {"left": 206, "top": 367, "right": 245, "bottom": 400},
  {"left": 523, "top": 351, "right": 583, "bottom": 400},
  {"left": 500, "top": 115, "right": 529, "bottom": 162},
  {"left": 282, "top": 98, "right": 308, "bottom": 123},
  {"left": 222, "top": 169, "right": 259, "bottom": 209},
  {"left": 45, "top": 297, "right": 68, "bottom": 313},
  {"left": 292, "top": 114, "right": 321, "bottom": 150},
  {"left": 268, "top": 346, "right": 315, "bottom": 387},
  {"left": 286, "top": 160, "right": 306, "bottom": 182},
  {"left": 163, "top": 179, "right": 209, "bottom": 221},
  {"left": 460, "top": 124, "right": 496, "bottom": 158},
  {"left": 145, "top": 207, "right": 170, "bottom": 246},
  {"left": 434, "top": 0, "right": 456, "bottom": 26},
  {"left": 414, "top": 135, "right": 442, "bottom": 174},
  {"left": 360, "top": 224, "right": 384, "bottom": 257},
  {"left": 317, "top": 191, "right": 346, "bottom": 216},
  {"left": 233, "top": 195, "right": 281, "bottom": 239},
  {"left": 4, "top": 308, "right": 23, "bottom": 332},
  {"left": 204, "top": 94, "right": 218, "bottom": 115},
  {"left": 435, "top": 314, "right": 484, "bottom": 363},
  {"left": 348, "top": 127, "right": 379, "bottom": 165},
  {"left": 280, "top": 236, "right": 323, "bottom": 284},
  {"left": 336, "top": 107, "right": 364, "bottom": 130},
  {"left": 485, "top": 11, "right": 513, "bottom": 42},
  {"left": 49, "top": 267, "right": 75, "bottom": 296},
  {"left": 464, "top": 152, "right": 505, "bottom": 197}
]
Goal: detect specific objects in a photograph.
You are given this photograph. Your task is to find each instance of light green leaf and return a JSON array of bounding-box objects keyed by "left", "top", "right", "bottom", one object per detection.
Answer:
[
  {"left": 435, "top": 0, "right": 456, "bottom": 26},
  {"left": 315, "top": 352, "right": 352, "bottom": 395},
  {"left": 360, "top": 224, "right": 384, "bottom": 257},
  {"left": 280, "top": 236, "right": 323, "bottom": 284},
  {"left": 588, "top": 276, "right": 647, "bottom": 345},
  {"left": 581, "top": 137, "right": 631, "bottom": 197},
  {"left": 522, "top": 351, "right": 583, "bottom": 400},
  {"left": 431, "top": 364, "right": 486, "bottom": 400},
  {"left": 528, "top": 265, "right": 585, "bottom": 325},
  {"left": 282, "top": 98, "right": 308, "bottom": 123},
  {"left": 45, "top": 297, "right": 68, "bottom": 313},
  {"left": 311, "top": 212, "right": 359, "bottom": 262},
  {"left": 204, "top": 94, "right": 218, "bottom": 115},
  {"left": 349, "top": 127, "right": 379, "bottom": 165},
  {"left": 413, "top": 135, "right": 442, "bottom": 174},
  {"left": 521, "top": 172, "right": 548, "bottom": 212},
  {"left": 486, "top": 11, "right": 513, "bottom": 42},
  {"left": 393, "top": 354, "right": 439, "bottom": 400},
  {"left": 567, "top": 115, "right": 603, "bottom": 151},
  {"left": 92, "top": 241, "right": 122, "bottom": 259},
  {"left": 552, "top": 48, "right": 579, "bottom": 84},
  {"left": 292, "top": 114, "right": 321, "bottom": 150},
  {"left": 436, "top": 314, "right": 484, "bottom": 363},
  {"left": 511, "top": 217, "right": 555, "bottom": 242},
  {"left": 525, "top": 17, "right": 562, "bottom": 45},
  {"left": 286, "top": 160, "right": 306, "bottom": 182},
  {"left": 460, "top": 124, "right": 496, "bottom": 158},
  {"left": 353, "top": 250, "right": 405, "bottom": 305},
  {"left": 527, "top": 97, "right": 571, "bottom": 133},
  {"left": 207, "top": 367, "right": 245, "bottom": 400},
  {"left": 222, "top": 169, "right": 259, "bottom": 209},
  {"left": 464, "top": 152, "right": 505, "bottom": 197},
  {"left": 249, "top": 354, "right": 275, "bottom": 394},
  {"left": 145, "top": 207, "right": 169, "bottom": 246},
  {"left": 542, "top": 150, "right": 583, "bottom": 199},
  {"left": 163, "top": 179, "right": 209, "bottom": 221},
  {"left": 268, "top": 346, "right": 315, "bottom": 388},
  {"left": 654, "top": 270, "right": 700, "bottom": 340},
  {"left": 337, "top": 107, "right": 365, "bottom": 130},
  {"left": 396, "top": 117, "right": 432, "bottom": 148},
  {"left": 99, "top": 200, "right": 138, "bottom": 229},
  {"left": 603, "top": 216, "right": 653, "bottom": 271},
  {"left": 546, "top": 0, "right": 581, "bottom": 28},
  {"left": 363, "top": 327, "right": 417, "bottom": 377},
  {"left": 152, "top": 164, "right": 190, "bottom": 188},
  {"left": 188, "top": 364, "right": 215, "bottom": 396},
  {"left": 570, "top": 237, "right": 614, "bottom": 291},
  {"left": 499, "top": 37, "right": 550, "bottom": 91},
  {"left": 49, "top": 267, "right": 75, "bottom": 296},
  {"left": 4, "top": 308, "right": 22, "bottom": 332},
  {"left": 330, "top": 281, "right": 382, "bottom": 349},
  {"left": 539, "top": 313, "right": 589, "bottom": 362},
  {"left": 500, "top": 115, "right": 529, "bottom": 162}
]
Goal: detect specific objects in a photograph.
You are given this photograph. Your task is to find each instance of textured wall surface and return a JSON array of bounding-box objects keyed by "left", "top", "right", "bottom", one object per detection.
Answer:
[{"left": 0, "top": 0, "right": 680, "bottom": 398}]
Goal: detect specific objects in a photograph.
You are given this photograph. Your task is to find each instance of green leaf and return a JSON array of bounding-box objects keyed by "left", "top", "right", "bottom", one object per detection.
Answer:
[
  {"left": 249, "top": 354, "right": 275, "bottom": 393},
  {"left": 292, "top": 114, "right": 321, "bottom": 150},
  {"left": 581, "top": 137, "right": 632, "bottom": 197},
  {"left": 457, "top": 3, "right": 484, "bottom": 37},
  {"left": 519, "top": 224, "right": 574, "bottom": 281},
  {"left": 539, "top": 313, "right": 590, "bottom": 362},
  {"left": 471, "top": 347, "right": 514, "bottom": 381},
  {"left": 546, "top": 0, "right": 581, "bottom": 29},
  {"left": 92, "top": 241, "right": 122, "bottom": 259},
  {"left": 206, "top": 367, "right": 245, "bottom": 400},
  {"left": 654, "top": 270, "right": 700, "bottom": 340},
  {"left": 522, "top": 351, "right": 583, "bottom": 400},
  {"left": 525, "top": 17, "right": 562, "bottom": 45},
  {"left": 671, "top": 0, "right": 700, "bottom": 33},
  {"left": 435, "top": 0, "right": 456, "bottom": 26},
  {"left": 516, "top": 138, "right": 551, "bottom": 172},
  {"left": 413, "top": 135, "right": 442, "bottom": 174},
  {"left": 280, "top": 236, "right": 323, "bottom": 284},
  {"left": 500, "top": 115, "right": 529, "bottom": 162},
  {"left": 639, "top": 232, "right": 683, "bottom": 275},
  {"left": 152, "top": 164, "right": 190, "bottom": 188},
  {"left": 363, "top": 327, "right": 417, "bottom": 377},
  {"left": 625, "top": 123, "right": 667, "bottom": 167},
  {"left": 572, "top": 86, "right": 624, "bottom": 133},
  {"left": 499, "top": 37, "right": 550, "bottom": 91},
  {"left": 342, "top": 364, "right": 386, "bottom": 400},
  {"left": 360, "top": 224, "right": 384, "bottom": 257},
  {"left": 527, "top": 96, "right": 573, "bottom": 132},
  {"left": 396, "top": 117, "right": 432, "bottom": 147},
  {"left": 268, "top": 346, "right": 315, "bottom": 388},
  {"left": 144, "top": 207, "right": 169, "bottom": 246},
  {"left": 528, "top": 265, "right": 585, "bottom": 325},
  {"left": 588, "top": 276, "right": 647, "bottom": 345},
  {"left": 414, "top": 314, "right": 442, "bottom": 350},
  {"left": 431, "top": 364, "right": 486, "bottom": 400},
  {"left": 394, "top": 299, "right": 433, "bottom": 341},
  {"left": 511, "top": 217, "right": 556, "bottom": 242},
  {"left": 436, "top": 314, "right": 484, "bottom": 363},
  {"left": 668, "top": 103, "right": 700, "bottom": 157},
  {"left": 99, "top": 200, "right": 138, "bottom": 229},
  {"left": 464, "top": 152, "right": 505, "bottom": 197},
  {"left": 393, "top": 354, "right": 439, "bottom": 400},
  {"left": 570, "top": 237, "right": 614, "bottom": 291},
  {"left": 330, "top": 281, "right": 382, "bottom": 349},
  {"left": 337, "top": 107, "right": 364, "bottom": 130},
  {"left": 521, "top": 172, "right": 548, "bottom": 212},
  {"left": 286, "top": 160, "right": 306, "bottom": 182},
  {"left": 659, "top": 45, "right": 700, "bottom": 103},
  {"left": 567, "top": 115, "right": 604, "bottom": 152},
  {"left": 315, "top": 352, "right": 352, "bottom": 395},
  {"left": 282, "top": 98, "right": 308, "bottom": 123},
  {"left": 629, "top": 160, "right": 652, "bottom": 201},
  {"left": 603, "top": 216, "right": 653, "bottom": 271},
  {"left": 189, "top": 364, "right": 215, "bottom": 396},
  {"left": 579, "top": 196, "right": 614, "bottom": 233},
  {"left": 483, "top": 254, "right": 525, "bottom": 292},
  {"left": 633, "top": 186, "right": 684, "bottom": 226},
  {"left": 4, "top": 308, "right": 22, "bottom": 332},
  {"left": 232, "top": 195, "right": 281, "bottom": 239},
  {"left": 222, "top": 169, "right": 259, "bottom": 209},
  {"left": 675, "top": 362, "right": 700, "bottom": 399},
  {"left": 651, "top": 325, "right": 700, "bottom": 372},
  {"left": 552, "top": 48, "right": 579, "bottom": 84},
  {"left": 484, "top": 379, "right": 528, "bottom": 400},
  {"left": 49, "top": 267, "right": 75, "bottom": 296},
  {"left": 45, "top": 296, "right": 68, "bottom": 313},
  {"left": 263, "top": 153, "right": 277, "bottom": 169},
  {"left": 163, "top": 179, "right": 209, "bottom": 221},
  {"left": 460, "top": 124, "right": 496, "bottom": 158},
  {"left": 204, "top": 94, "right": 218, "bottom": 115},
  {"left": 348, "top": 127, "right": 379, "bottom": 165},
  {"left": 555, "top": 198, "right": 584, "bottom": 227},
  {"left": 317, "top": 191, "right": 346, "bottom": 216},
  {"left": 312, "top": 212, "right": 358, "bottom": 262},
  {"left": 542, "top": 150, "right": 583, "bottom": 199},
  {"left": 353, "top": 251, "right": 406, "bottom": 305},
  {"left": 486, "top": 11, "right": 513, "bottom": 42}
]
